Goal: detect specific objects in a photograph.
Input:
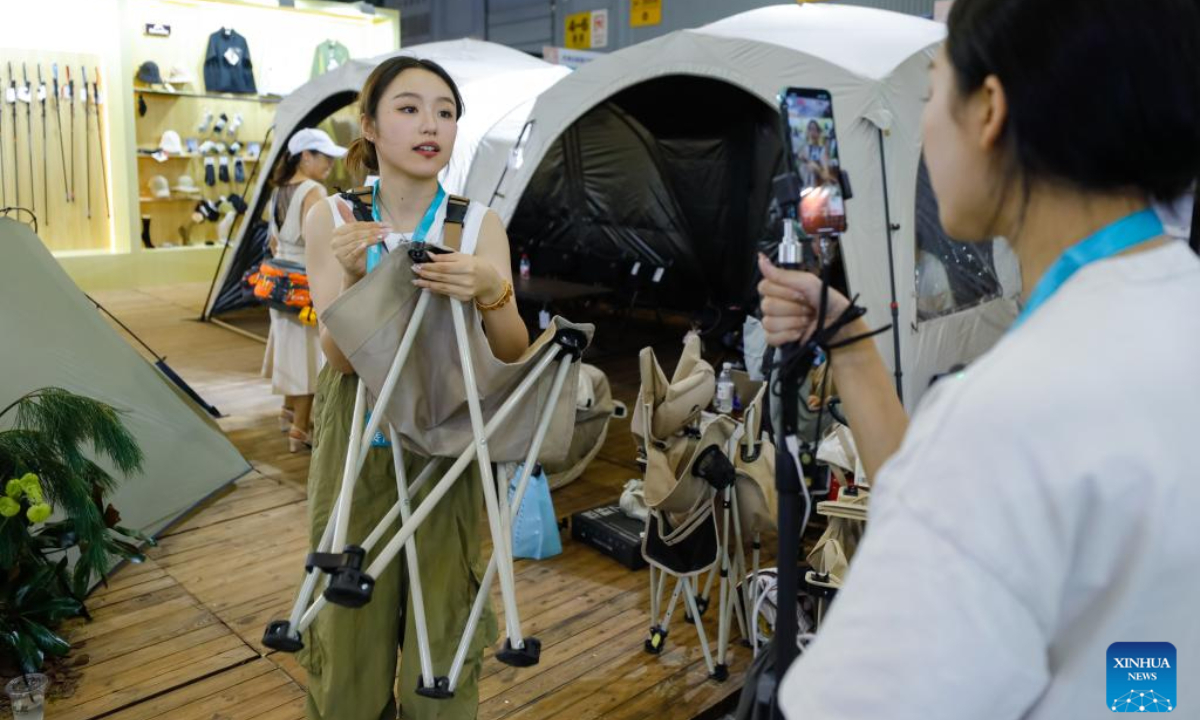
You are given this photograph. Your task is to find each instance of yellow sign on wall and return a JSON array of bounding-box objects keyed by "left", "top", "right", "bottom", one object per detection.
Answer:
[
  {"left": 565, "top": 11, "right": 592, "bottom": 49},
  {"left": 631, "top": 0, "right": 662, "bottom": 27}
]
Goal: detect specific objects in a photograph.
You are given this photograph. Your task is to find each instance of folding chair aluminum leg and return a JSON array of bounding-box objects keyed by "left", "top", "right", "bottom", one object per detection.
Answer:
[
  {"left": 682, "top": 576, "right": 718, "bottom": 677},
  {"left": 714, "top": 486, "right": 734, "bottom": 681},
  {"left": 688, "top": 566, "right": 716, "bottom": 622},
  {"left": 449, "top": 299, "right": 534, "bottom": 666},
  {"left": 445, "top": 352, "right": 575, "bottom": 685},
  {"left": 276, "top": 339, "right": 566, "bottom": 645},
  {"left": 646, "top": 574, "right": 685, "bottom": 655},
  {"left": 388, "top": 431, "right": 441, "bottom": 697},
  {"left": 263, "top": 458, "right": 445, "bottom": 652},
  {"left": 727, "top": 490, "right": 749, "bottom": 643},
  {"left": 266, "top": 292, "right": 581, "bottom": 660}
]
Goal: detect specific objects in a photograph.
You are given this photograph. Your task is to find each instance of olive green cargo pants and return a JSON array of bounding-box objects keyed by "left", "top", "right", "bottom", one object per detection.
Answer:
[{"left": 298, "top": 367, "right": 497, "bottom": 720}]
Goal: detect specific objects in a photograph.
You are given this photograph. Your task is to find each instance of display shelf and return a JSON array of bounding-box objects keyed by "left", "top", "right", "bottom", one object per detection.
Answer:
[
  {"left": 137, "top": 88, "right": 282, "bottom": 104},
  {"left": 137, "top": 151, "right": 261, "bottom": 161}
]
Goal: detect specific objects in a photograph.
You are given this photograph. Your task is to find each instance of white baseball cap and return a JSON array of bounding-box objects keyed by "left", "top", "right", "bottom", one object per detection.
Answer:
[
  {"left": 172, "top": 175, "right": 200, "bottom": 194},
  {"left": 159, "top": 130, "right": 183, "bottom": 155},
  {"left": 287, "top": 128, "right": 347, "bottom": 158},
  {"left": 149, "top": 175, "right": 170, "bottom": 199}
]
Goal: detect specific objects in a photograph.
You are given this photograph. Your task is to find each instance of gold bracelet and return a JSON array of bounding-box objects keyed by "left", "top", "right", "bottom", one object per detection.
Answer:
[{"left": 475, "top": 279, "right": 513, "bottom": 312}]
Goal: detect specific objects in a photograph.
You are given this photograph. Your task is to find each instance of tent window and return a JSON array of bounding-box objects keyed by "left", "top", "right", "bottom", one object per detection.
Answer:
[{"left": 914, "top": 157, "right": 1001, "bottom": 321}]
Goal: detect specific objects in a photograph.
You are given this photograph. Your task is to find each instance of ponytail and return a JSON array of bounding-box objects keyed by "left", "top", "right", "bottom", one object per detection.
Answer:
[
  {"left": 345, "top": 136, "right": 379, "bottom": 180},
  {"left": 271, "top": 150, "right": 303, "bottom": 187}
]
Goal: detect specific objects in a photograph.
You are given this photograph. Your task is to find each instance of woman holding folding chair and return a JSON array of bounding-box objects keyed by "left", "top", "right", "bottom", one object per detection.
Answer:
[
  {"left": 759, "top": 0, "right": 1200, "bottom": 717},
  {"left": 300, "top": 56, "right": 528, "bottom": 720}
]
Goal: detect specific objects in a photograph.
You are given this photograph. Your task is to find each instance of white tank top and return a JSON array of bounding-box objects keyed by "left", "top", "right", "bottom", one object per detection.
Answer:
[{"left": 326, "top": 192, "right": 488, "bottom": 256}]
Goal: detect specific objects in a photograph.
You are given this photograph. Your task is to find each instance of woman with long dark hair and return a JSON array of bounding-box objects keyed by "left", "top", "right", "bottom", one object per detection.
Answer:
[
  {"left": 299, "top": 56, "right": 525, "bottom": 720},
  {"left": 760, "top": 0, "right": 1200, "bottom": 716},
  {"left": 263, "top": 129, "right": 343, "bottom": 451}
]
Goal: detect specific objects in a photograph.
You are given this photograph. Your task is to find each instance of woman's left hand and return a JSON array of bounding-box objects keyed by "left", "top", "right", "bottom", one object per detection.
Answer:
[{"left": 411, "top": 251, "right": 505, "bottom": 303}]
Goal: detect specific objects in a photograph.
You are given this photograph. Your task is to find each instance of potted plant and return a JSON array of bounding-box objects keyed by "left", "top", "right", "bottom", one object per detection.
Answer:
[{"left": 0, "top": 387, "right": 153, "bottom": 676}]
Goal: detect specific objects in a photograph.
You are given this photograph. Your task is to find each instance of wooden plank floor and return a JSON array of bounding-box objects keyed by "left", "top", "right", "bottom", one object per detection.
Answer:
[{"left": 45, "top": 282, "right": 753, "bottom": 719}]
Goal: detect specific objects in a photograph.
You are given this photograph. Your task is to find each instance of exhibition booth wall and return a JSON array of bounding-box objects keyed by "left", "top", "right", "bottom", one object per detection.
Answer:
[{"left": 4, "top": 0, "right": 399, "bottom": 292}]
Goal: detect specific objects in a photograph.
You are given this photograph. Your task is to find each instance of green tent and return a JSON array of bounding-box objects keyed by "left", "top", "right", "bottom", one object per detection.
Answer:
[{"left": 0, "top": 219, "right": 250, "bottom": 581}]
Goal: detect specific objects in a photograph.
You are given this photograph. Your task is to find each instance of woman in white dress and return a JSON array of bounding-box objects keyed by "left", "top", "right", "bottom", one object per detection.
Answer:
[{"left": 263, "top": 128, "right": 345, "bottom": 451}]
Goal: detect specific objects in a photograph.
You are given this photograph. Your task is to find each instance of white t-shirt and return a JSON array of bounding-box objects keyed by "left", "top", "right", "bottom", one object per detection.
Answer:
[{"left": 780, "top": 240, "right": 1200, "bottom": 719}]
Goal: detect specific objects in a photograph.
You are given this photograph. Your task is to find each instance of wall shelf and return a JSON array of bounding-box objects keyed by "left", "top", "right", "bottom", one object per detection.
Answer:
[
  {"left": 137, "top": 151, "right": 261, "bottom": 161},
  {"left": 136, "top": 88, "right": 283, "bottom": 104}
]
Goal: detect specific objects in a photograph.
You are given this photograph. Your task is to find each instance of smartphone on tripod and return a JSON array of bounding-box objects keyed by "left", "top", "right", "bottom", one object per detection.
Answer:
[{"left": 780, "top": 87, "right": 848, "bottom": 236}]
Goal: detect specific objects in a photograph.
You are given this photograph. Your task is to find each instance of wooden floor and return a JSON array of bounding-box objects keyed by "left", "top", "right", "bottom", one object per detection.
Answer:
[{"left": 43, "top": 283, "right": 755, "bottom": 720}]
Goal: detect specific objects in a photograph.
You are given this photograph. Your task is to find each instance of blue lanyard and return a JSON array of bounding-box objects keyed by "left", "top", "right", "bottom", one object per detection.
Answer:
[
  {"left": 365, "top": 180, "right": 446, "bottom": 273},
  {"left": 1011, "top": 208, "right": 1163, "bottom": 330},
  {"left": 362, "top": 180, "right": 445, "bottom": 447}
]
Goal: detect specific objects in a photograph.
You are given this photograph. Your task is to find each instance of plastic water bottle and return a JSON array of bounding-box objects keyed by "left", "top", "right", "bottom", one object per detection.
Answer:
[
  {"left": 715, "top": 362, "right": 735, "bottom": 414},
  {"left": 519, "top": 254, "right": 532, "bottom": 279}
]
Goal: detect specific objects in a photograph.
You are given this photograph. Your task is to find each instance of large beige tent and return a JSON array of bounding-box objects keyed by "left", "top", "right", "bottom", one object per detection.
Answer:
[{"left": 0, "top": 219, "right": 251, "bottom": 576}]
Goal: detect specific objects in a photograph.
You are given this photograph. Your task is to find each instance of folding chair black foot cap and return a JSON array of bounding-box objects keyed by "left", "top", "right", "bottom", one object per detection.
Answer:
[
  {"left": 553, "top": 328, "right": 589, "bottom": 360},
  {"left": 710, "top": 664, "right": 729, "bottom": 682},
  {"left": 644, "top": 626, "right": 668, "bottom": 655},
  {"left": 497, "top": 637, "right": 542, "bottom": 667},
  {"left": 323, "top": 567, "right": 376, "bottom": 608},
  {"left": 262, "top": 620, "right": 304, "bottom": 653},
  {"left": 415, "top": 676, "right": 454, "bottom": 699},
  {"left": 694, "top": 595, "right": 710, "bottom": 616}
]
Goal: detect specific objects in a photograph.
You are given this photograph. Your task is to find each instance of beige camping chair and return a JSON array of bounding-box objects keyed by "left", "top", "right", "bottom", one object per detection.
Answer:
[
  {"left": 542, "top": 363, "right": 622, "bottom": 490},
  {"left": 263, "top": 201, "right": 592, "bottom": 697},
  {"left": 805, "top": 422, "right": 868, "bottom": 627},
  {"left": 727, "top": 379, "right": 776, "bottom": 651},
  {"left": 635, "top": 335, "right": 760, "bottom": 681}
]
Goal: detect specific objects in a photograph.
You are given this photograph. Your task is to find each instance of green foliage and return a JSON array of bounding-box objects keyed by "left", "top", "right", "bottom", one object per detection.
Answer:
[{"left": 0, "top": 387, "right": 151, "bottom": 673}]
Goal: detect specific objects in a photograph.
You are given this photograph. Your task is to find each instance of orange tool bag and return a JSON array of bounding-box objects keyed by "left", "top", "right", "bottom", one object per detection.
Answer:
[{"left": 244, "top": 258, "right": 316, "bottom": 325}]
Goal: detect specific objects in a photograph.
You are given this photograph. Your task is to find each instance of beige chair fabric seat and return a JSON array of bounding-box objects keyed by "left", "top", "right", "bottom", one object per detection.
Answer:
[{"left": 321, "top": 242, "right": 594, "bottom": 463}]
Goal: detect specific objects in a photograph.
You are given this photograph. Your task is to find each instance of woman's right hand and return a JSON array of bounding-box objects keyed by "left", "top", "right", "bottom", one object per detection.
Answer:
[
  {"left": 330, "top": 200, "right": 391, "bottom": 281},
  {"left": 757, "top": 253, "right": 852, "bottom": 347}
]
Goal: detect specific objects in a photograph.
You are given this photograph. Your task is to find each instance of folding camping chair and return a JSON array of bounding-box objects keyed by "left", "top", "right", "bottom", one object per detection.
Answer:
[
  {"left": 634, "top": 335, "right": 756, "bottom": 680},
  {"left": 262, "top": 195, "right": 593, "bottom": 699},
  {"left": 805, "top": 422, "right": 868, "bottom": 629}
]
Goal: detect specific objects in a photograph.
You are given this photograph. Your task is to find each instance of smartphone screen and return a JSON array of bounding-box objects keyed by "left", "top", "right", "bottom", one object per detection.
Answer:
[{"left": 782, "top": 87, "right": 847, "bottom": 235}]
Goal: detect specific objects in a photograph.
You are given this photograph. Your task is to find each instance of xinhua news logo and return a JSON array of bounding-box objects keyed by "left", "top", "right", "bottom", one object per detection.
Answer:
[{"left": 1108, "top": 642, "right": 1176, "bottom": 713}]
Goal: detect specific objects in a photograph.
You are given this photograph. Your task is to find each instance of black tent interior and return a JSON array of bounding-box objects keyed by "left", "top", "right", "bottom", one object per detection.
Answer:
[
  {"left": 205, "top": 90, "right": 360, "bottom": 321},
  {"left": 507, "top": 76, "right": 785, "bottom": 315}
]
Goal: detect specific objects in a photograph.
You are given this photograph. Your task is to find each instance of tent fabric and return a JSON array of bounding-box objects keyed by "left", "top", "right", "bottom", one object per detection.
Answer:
[
  {"left": 488, "top": 4, "right": 1020, "bottom": 408},
  {"left": 203, "top": 39, "right": 569, "bottom": 320},
  {"left": 506, "top": 77, "right": 783, "bottom": 310},
  {"left": 0, "top": 220, "right": 250, "bottom": 586}
]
